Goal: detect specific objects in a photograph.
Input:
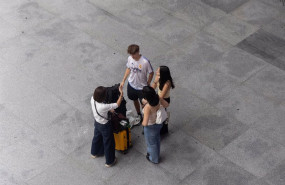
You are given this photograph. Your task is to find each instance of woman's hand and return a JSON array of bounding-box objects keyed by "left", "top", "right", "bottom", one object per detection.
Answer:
[{"left": 154, "top": 68, "right": 160, "bottom": 83}]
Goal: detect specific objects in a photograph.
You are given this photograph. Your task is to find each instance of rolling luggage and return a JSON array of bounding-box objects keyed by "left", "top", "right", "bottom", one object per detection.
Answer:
[
  {"left": 104, "top": 83, "right": 132, "bottom": 154},
  {"left": 113, "top": 127, "right": 132, "bottom": 154}
]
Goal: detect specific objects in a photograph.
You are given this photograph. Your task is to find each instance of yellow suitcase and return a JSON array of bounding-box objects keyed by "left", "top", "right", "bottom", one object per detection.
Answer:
[{"left": 113, "top": 128, "right": 132, "bottom": 154}]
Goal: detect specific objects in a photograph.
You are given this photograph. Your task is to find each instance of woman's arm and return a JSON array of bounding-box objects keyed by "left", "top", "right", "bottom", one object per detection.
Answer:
[
  {"left": 160, "top": 97, "right": 169, "bottom": 108},
  {"left": 116, "top": 86, "right": 124, "bottom": 107},
  {"left": 142, "top": 105, "right": 151, "bottom": 126},
  {"left": 159, "top": 81, "right": 170, "bottom": 99},
  {"left": 151, "top": 68, "right": 160, "bottom": 89}
]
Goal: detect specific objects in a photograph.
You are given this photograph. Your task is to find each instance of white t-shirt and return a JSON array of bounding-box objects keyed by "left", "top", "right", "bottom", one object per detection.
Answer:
[
  {"left": 126, "top": 55, "right": 153, "bottom": 90},
  {"left": 91, "top": 97, "right": 118, "bottom": 124}
]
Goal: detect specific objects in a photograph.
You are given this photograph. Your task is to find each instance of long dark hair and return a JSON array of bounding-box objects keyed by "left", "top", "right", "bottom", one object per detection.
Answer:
[
  {"left": 159, "top": 66, "right": 175, "bottom": 90},
  {"left": 142, "top": 86, "right": 159, "bottom": 107}
]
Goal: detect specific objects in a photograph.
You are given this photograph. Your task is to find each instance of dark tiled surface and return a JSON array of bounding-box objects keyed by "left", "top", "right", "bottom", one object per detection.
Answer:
[
  {"left": 201, "top": 0, "right": 249, "bottom": 13},
  {"left": 237, "top": 29, "right": 285, "bottom": 71}
]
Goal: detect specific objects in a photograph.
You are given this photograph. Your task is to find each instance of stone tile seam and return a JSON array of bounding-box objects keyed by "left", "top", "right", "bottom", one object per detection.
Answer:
[
  {"left": 85, "top": 0, "right": 173, "bottom": 47},
  {"left": 217, "top": 128, "right": 285, "bottom": 179},
  {"left": 0, "top": 140, "right": 67, "bottom": 183},
  {"left": 86, "top": 0, "right": 212, "bottom": 47}
]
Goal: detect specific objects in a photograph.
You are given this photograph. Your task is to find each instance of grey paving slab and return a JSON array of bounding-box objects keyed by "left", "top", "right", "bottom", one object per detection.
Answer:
[
  {"left": 88, "top": 0, "right": 140, "bottom": 15},
  {"left": 252, "top": 104, "right": 285, "bottom": 147},
  {"left": 0, "top": 68, "right": 42, "bottom": 104},
  {"left": 179, "top": 31, "right": 232, "bottom": 66},
  {"left": 70, "top": 142, "right": 143, "bottom": 181},
  {"left": 151, "top": 48, "right": 206, "bottom": 88},
  {"left": 237, "top": 29, "right": 285, "bottom": 71},
  {"left": 183, "top": 109, "right": 249, "bottom": 151},
  {"left": 263, "top": 159, "right": 285, "bottom": 185},
  {"left": 211, "top": 47, "right": 267, "bottom": 82},
  {"left": 72, "top": 93, "right": 94, "bottom": 119},
  {"left": 60, "top": 5, "right": 171, "bottom": 59},
  {"left": 27, "top": 157, "right": 106, "bottom": 185},
  {"left": 0, "top": 0, "right": 30, "bottom": 16},
  {"left": 178, "top": 64, "right": 240, "bottom": 104},
  {"left": 106, "top": 151, "right": 180, "bottom": 185},
  {"left": 174, "top": 0, "right": 226, "bottom": 30},
  {"left": 0, "top": 165, "right": 28, "bottom": 185},
  {"left": 263, "top": 18, "right": 285, "bottom": 41},
  {"left": 244, "top": 65, "right": 285, "bottom": 104},
  {"left": 166, "top": 87, "right": 218, "bottom": 130},
  {"left": 4, "top": 86, "right": 71, "bottom": 129},
  {"left": 0, "top": 18, "right": 20, "bottom": 43},
  {"left": 38, "top": 107, "right": 93, "bottom": 155},
  {"left": 200, "top": 0, "right": 250, "bottom": 13},
  {"left": 19, "top": 47, "right": 101, "bottom": 107},
  {"left": 215, "top": 86, "right": 285, "bottom": 142},
  {"left": 1, "top": 1, "right": 55, "bottom": 31},
  {"left": 248, "top": 178, "right": 271, "bottom": 185},
  {"left": 205, "top": 15, "right": 258, "bottom": 45},
  {"left": 33, "top": 0, "right": 87, "bottom": 15},
  {"left": 0, "top": 58, "right": 17, "bottom": 76},
  {"left": 220, "top": 129, "right": 285, "bottom": 178},
  {"left": 259, "top": 0, "right": 285, "bottom": 9},
  {"left": 113, "top": 2, "right": 171, "bottom": 30},
  {"left": 146, "top": 0, "right": 200, "bottom": 12},
  {"left": 146, "top": 16, "right": 198, "bottom": 45},
  {"left": 0, "top": 34, "right": 44, "bottom": 66},
  {"left": 31, "top": 18, "right": 85, "bottom": 49},
  {"left": 0, "top": 139, "right": 66, "bottom": 181},
  {"left": 179, "top": 153, "right": 256, "bottom": 185},
  {"left": 232, "top": 0, "right": 282, "bottom": 26},
  {"left": 158, "top": 130, "right": 218, "bottom": 180},
  {"left": 0, "top": 106, "right": 37, "bottom": 149}
]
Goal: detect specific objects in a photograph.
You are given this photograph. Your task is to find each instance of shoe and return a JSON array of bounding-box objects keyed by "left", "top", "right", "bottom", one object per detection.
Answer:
[
  {"left": 146, "top": 154, "right": 158, "bottom": 164},
  {"left": 133, "top": 114, "right": 142, "bottom": 126},
  {"left": 105, "top": 157, "right": 117, "bottom": 167},
  {"left": 91, "top": 154, "right": 103, "bottom": 159}
]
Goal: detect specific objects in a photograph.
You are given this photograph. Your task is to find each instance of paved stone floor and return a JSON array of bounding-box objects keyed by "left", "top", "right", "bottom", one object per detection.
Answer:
[{"left": 0, "top": 0, "right": 285, "bottom": 185}]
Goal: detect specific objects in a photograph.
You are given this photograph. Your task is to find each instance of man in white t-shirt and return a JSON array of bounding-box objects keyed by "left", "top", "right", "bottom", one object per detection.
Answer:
[{"left": 120, "top": 44, "right": 154, "bottom": 124}]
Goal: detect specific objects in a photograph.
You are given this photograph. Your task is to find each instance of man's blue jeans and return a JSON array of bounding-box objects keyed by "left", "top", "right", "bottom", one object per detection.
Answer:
[
  {"left": 91, "top": 120, "right": 115, "bottom": 165},
  {"left": 144, "top": 124, "right": 163, "bottom": 163}
]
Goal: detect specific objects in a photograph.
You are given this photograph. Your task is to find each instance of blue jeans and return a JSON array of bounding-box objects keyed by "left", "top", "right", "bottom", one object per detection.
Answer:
[
  {"left": 144, "top": 124, "right": 163, "bottom": 164},
  {"left": 91, "top": 120, "right": 115, "bottom": 165}
]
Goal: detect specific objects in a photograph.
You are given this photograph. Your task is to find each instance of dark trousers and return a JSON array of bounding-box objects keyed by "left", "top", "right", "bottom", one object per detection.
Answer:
[{"left": 91, "top": 120, "right": 115, "bottom": 165}]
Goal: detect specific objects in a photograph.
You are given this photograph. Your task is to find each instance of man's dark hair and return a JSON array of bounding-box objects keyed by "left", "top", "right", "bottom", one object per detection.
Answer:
[
  {"left": 127, "top": 44, "right": 140, "bottom": 55},
  {"left": 93, "top": 86, "right": 106, "bottom": 103}
]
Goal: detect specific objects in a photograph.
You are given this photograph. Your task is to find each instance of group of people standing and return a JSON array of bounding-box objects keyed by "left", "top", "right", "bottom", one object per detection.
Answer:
[{"left": 90, "top": 44, "right": 175, "bottom": 167}]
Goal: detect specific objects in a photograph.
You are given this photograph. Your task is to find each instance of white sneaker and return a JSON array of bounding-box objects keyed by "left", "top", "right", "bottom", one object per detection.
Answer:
[{"left": 133, "top": 115, "right": 142, "bottom": 126}]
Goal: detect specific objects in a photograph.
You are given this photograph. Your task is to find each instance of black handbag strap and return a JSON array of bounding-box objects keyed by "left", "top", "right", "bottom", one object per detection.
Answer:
[{"left": 94, "top": 101, "right": 111, "bottom": 121}]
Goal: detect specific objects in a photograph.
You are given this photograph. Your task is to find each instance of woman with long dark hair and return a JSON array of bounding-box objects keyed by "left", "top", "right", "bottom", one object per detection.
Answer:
[
  {"left": 142, "top": 86, "right": 169, "bottom": 164},
  {"left": 151, "top": 66, "right": 174, "bottom": 134},
  {"left": 151, "top": 66, "right": 175, "bottom": 103}
]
